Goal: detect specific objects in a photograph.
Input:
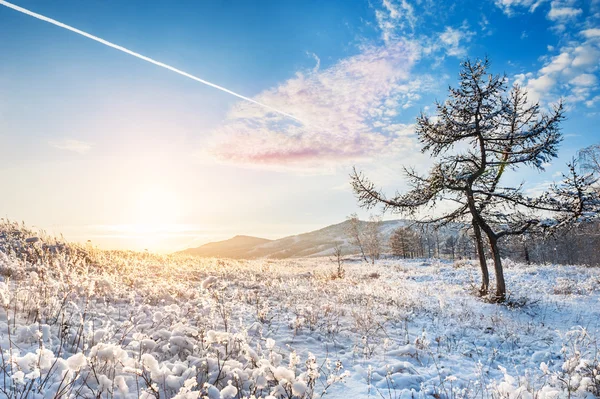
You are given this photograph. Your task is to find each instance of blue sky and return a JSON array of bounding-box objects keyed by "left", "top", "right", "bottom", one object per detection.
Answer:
[{"left": 1, "top": 0, "right": 599, "bottom": 251}]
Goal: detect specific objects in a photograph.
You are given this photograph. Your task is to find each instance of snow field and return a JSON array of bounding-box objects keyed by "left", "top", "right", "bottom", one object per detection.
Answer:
[{"left": 0, "top": 238, "right": 599, "bottom": 398}]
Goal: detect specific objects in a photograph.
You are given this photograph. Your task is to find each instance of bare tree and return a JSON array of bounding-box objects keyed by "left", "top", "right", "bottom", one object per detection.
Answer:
[
  {"left": 364, "top": 215, "right": 383, "bottom": 265},
  {"left": 329, "top": 244, "right": 345, "bottom": 278},
  {"left": 346, "top": 213, "right": 368, "bottom": 262},
  {"left": 390, "top": 227, "right": 420, "bottom": 258},
  {"left": 418, "top": 224, "right": 435, "bottom": 259},
  {"left": 579, "top": 144, "right": 600, "bottom": 177},
  {"left": 351, "top": 58, "right": 600, "bottom": 301},
  {"left": 443, "top": 235, "right": 457, "bottom": 260},
  {"left": 456, "top": 228, "right": 476, "bottom": 260},
  {"left": 346, "top": 214, "right": 382, "bottom": 264}
]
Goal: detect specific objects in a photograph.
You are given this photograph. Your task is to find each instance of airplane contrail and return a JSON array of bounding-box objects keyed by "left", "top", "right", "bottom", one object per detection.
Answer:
[{"left": 0, "top": 0, "right": 304, "bottom": 124}]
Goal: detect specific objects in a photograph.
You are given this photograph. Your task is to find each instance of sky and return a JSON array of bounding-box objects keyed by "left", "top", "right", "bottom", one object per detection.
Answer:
[{"left": 1, "top": 0, "right": 599, "bottom": 252}]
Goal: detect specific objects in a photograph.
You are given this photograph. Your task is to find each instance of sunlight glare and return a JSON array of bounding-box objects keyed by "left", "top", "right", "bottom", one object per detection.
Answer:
[{"left": 128, "top": 185, "right": 183, "bottom": 248}]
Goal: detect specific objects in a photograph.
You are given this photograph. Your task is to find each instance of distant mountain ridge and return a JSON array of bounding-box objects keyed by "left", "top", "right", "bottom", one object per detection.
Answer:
[
  {"left": 178, "top": 219, "right": 410, "bottom": 259},
  {"left": 181, "top": 235, "right": 272, "bottom": 259}
]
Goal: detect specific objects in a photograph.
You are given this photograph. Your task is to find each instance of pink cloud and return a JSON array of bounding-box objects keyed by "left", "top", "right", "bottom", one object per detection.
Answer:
[
  {"left": 206, "top": 40, "right": 427, "bottom": 169},
  {"left": 212, "top": 133, "right": 381, "bottom": 165}
]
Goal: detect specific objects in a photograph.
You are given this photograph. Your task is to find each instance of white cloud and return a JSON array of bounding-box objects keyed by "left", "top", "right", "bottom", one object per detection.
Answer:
[
  {"left": 479, "top": 14, "right": 490, "bottom": 31},
  {"left": 570, "top": 74, "right": 598, "bottom": 86},
  {"left": 528, "top": 75, "right": 556, "bottom": 92},
  {"left": 50, "top": 139, "right": 92, "bottom": 154},
  {"left": 439, "top": 26, "right": 473, "bottom": 57},
  {"left": 376, "top": 0, "right": 417, "bottom": 43},
  {"left": 539, "top": 52, "right": 572, "bottom": 74},
  {"left": 206, "top": 41, "right": 428, "bottom": 168},
  {"left": 585, "top": 95, "right": 600, "bottom": 107},
  {"left": 514, "top": 72, "right": 534, "bottom": 86},
  {"left": 494, "top": 0, "right": 546, "bottom": 16},
  {"left": 581, "top": 28, "right": 600, "bottom": 38},
  {"left": 524, "top": 75, "right": 556, "bottom": 103},
  {"left": 494, "top": 0, "right": 584, "bottom": 28},
  {"left": 547, "top": 1, "right": 583, "bottom": 20},
  {"left": 572, "top": 45, "right": 600, "bottom": 67},
  {"left": 515, "top": 31, "right": 600, "bottom": 106},
  {"left": 374, "top": 1, "right": 475, "bottom": 58}
]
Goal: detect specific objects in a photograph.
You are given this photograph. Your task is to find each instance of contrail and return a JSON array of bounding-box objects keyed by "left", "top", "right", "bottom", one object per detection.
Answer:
[{"left": 0, "top": 0, "right": 304, "bottom": 124}]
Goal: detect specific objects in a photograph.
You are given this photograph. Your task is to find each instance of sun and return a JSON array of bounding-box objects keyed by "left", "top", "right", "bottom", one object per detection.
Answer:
[{"left": 133, "top": 185, "right": 182, "bottom": 228}]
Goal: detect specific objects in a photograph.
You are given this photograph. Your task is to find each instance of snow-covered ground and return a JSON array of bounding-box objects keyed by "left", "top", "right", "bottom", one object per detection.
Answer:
[{"left": 0, "top": 237, "right": 599, "bottom": 398}]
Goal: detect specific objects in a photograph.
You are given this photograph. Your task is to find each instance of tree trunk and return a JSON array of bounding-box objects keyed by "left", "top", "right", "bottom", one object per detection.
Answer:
[
  {"left": 359, "top": 247, "right": 367, "bottom": 263},
  {"left": 488, "top": 235, "right": 506, "bottom": 302},
  {"left": 472, "top": 220, "right": 489, "bottom": 296},
  {"left": 523, "top": 243, "right": 530, "bottom": 265},
  {"left": 427, "top": 235, "right": 432, "bottom": 258}
]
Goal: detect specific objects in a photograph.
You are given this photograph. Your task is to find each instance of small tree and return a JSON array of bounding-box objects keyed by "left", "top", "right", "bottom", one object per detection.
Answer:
[
  {"left": 390, "top": 227, "right": 419, "bottom": 258},
  {"left": 364, "top": 215, "right": 383, "bottom": 265},
  {"left": 443, "top": 235, "right": 457, "bottom": 260},
  {"left": 329, "top": 244, "right": 345, "bottom": 278},
  {"left": 346, "top": 213, "right": 368, "bottom": 262},
  {"left": 346, "top": 214, "right": 382, "bottom": 264},
  {"left": 456, "top": 228, "right": 476, "bottom": 259},
  {"left": 351, "top": 58, "right": 600, "bottom": 301},
  {"left": 579, "top": 144, "right": 600, "bottom": 177},
  {"left": 417, "top": 224, "right": 435, "bottom": 259}
]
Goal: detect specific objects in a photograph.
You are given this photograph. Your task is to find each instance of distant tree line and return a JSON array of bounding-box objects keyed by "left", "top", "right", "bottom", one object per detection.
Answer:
[
  {"left": 501, "top": 222, "right": 600, "bottom": 266},
  {"left": 389, "top": 225, "right": 473, "bottom": 260},
  {"left": 387, "top": 219, "right": 600, "bottom": 266}
]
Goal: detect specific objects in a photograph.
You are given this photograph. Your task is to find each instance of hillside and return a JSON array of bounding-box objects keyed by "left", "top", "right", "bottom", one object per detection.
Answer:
[
  {"left": 179, "top": 219, "right": 411, "bottom": 259},
  {"left": 180, "top": 235, "right": 272, "bottom": 258}
]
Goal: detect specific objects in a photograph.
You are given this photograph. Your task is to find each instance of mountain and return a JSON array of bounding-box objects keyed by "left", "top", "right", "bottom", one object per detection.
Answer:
[
  {"left": 181, "top": 235, "right": 272, "bottom": 258},
  {"left": 178, "top": 219, "right": 410, "bottom": 259}
]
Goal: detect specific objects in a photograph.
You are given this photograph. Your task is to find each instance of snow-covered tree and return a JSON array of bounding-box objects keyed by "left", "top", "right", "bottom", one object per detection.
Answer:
[
  {"left": 443, "top": 235, "right": 457, "bottom": 260},
  {"left": 364, "top": 215, "right": 383, "bottom": 265},
  {"left": 389, "top": 227, "right": 420, "bottom": 258},
  {"left": 346, "top": 214, "right": 382, "bottom": 264},
  {"left": 351, "top": 58, "right": 600, "bottom": 301},
  {"left": 579, "top": 144, "right": 600, "bottom": 177},
  {"left": 346, "top": 214, "right": 368, "bottom": 263}
]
